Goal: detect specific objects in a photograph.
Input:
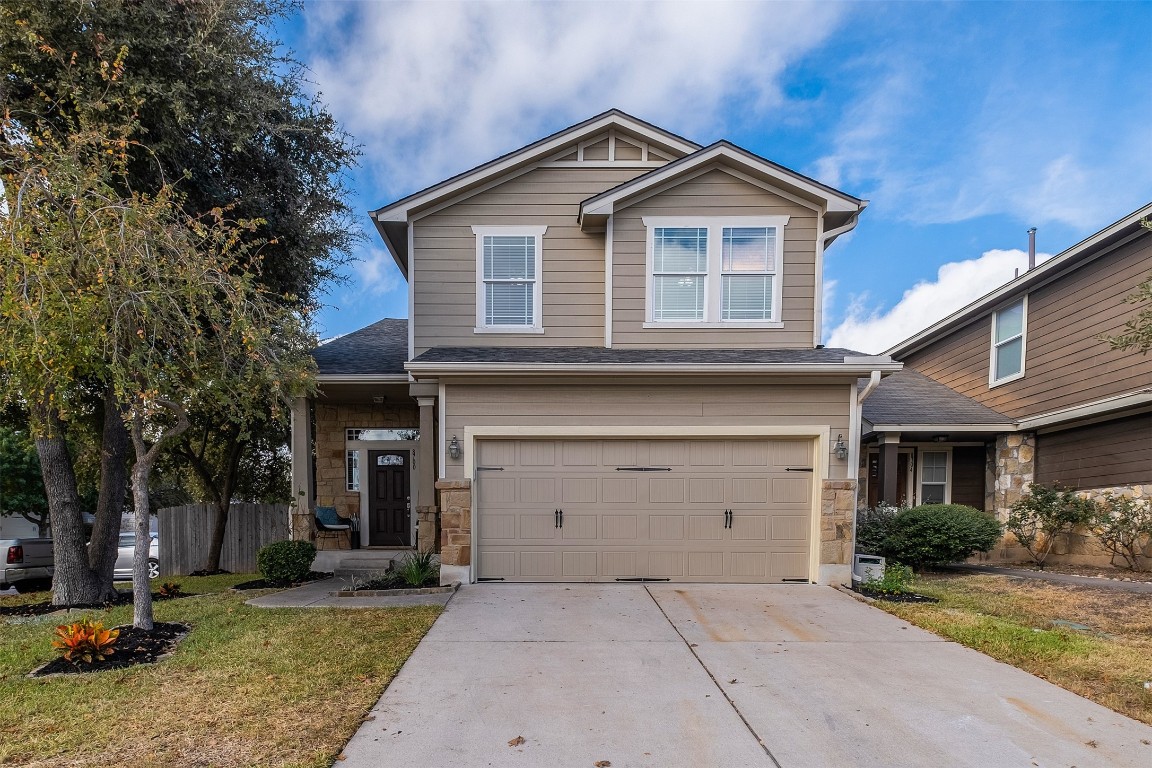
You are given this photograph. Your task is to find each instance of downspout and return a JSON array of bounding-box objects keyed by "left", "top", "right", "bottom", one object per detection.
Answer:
[{"left": 848, "top": 370, "right": 884, "bottom": 562}]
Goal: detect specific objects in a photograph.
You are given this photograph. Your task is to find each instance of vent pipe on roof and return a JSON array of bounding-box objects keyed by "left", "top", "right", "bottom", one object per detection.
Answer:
[{"left": 1027, "top": 227, "right": 1037, "bottom": 270}]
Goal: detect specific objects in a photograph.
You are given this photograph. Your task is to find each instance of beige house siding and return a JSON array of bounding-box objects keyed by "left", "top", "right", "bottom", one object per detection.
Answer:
[
  {"left": 611, "top": 168, "right": 819, "bottom": 348},
  {"left": 412, "top": 166, "right": 649, "bottom": 355},
  {"left": 438, "top": 377, "right": 853, "bottom": 483},
  {"left": 902, "top": 234, "right": 1152, "bottom": 419}
]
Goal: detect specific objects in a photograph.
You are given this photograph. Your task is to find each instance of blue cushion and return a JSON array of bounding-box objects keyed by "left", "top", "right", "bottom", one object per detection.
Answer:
[{"left": 315, "top": 506, "right": 345, "bottom": 527}]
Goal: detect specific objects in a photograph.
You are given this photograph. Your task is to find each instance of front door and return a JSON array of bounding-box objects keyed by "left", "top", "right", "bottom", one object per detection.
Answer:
[{"left": 368, "top": 451, "right": 410, "bottom": 546}]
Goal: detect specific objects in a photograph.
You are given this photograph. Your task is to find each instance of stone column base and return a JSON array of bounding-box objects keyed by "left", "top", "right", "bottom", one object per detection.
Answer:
[
  {"left": 416, "top": 505, "right": 440, "bottom": 553},
  {"left": 436, "top": 479, "right": 472, "bottom": 584},
  {"left": 820, "top": 479, "right": 857, "bottom": 584},
  {"left": 289, "top": 511, "right": 315, "bottom": 543}
]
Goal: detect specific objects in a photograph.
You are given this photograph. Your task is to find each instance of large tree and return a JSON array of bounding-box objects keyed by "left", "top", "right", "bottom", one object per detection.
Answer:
[
  {"left": 0, "top": 420, "right": 51, "bottom": 537},
  {"left": 0, "top": 0, "right": 357, "bottom": 580},
  {"left": 1, "top": 122, "right": 315, "bottom": 625}
]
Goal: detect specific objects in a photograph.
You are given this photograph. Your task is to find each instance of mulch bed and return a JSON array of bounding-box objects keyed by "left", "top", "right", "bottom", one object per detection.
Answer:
[
  {"left": 1, "top": 590, "right": 194, "bottom": 618},
  {"left": 230, "top": 571, "right": 333, "bottom": 591},
  {"left": 856, "top": 588, "right": 939, "bottom": 603},
  {"left": 30, "top": 622, "right": 190, "bottom": 677}
]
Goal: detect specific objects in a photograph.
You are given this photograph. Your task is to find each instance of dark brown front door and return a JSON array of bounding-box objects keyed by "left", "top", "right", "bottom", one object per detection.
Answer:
[
  {"left": 867, "top": 452, "right": 911, "bottom": 508},
  {"left": 368, "top": 451, "right": 410, "bottom": 546}
]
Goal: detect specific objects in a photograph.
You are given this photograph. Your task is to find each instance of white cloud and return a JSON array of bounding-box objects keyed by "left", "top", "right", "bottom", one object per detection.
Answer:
[
  {"left": 351, "top": 245, "right": 403, "bottom": 295},
  {"left": 826, "top": 248, "right": 1053, "bottom": 354},
  {"left": 301, "top": 0, "right": 848, "bottom": 196}
]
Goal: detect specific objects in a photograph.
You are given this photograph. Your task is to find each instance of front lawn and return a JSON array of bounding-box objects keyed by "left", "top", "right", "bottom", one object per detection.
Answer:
[
  {"left": 875, "top": 572, "right": 1152, "bottom": 726},
  {"left": 0, "top": 574, "right": 441, "bottom": 767}
]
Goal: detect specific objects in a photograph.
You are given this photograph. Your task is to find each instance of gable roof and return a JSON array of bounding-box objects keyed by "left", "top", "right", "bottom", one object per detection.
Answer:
[
  {"left": 312, "top": 318, "right": 408, "bottom": 378},
  {"left": 578, "top": 141, "right": 867, "bottom": 237},
  {"left": 887, "top": 201, "right": 1152, "bottom": 359},
  {"left": 369, "top": 110, "right": 701, "bottom": 277},
  {"left": 861, "top": 369, "right": 1012, "bottom": 431}
]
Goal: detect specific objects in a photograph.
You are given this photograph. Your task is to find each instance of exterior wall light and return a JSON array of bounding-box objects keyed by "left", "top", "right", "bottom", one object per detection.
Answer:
[
  {"left": 448, "top": 435, "right": 462, "bottom": 460},
  {"left": 833, "top": 434, "right": 849, "bottom": 461}
]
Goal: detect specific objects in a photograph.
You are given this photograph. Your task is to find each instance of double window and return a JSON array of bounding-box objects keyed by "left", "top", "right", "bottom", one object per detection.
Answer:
[
  {"left": 644, "top": 217, "right": 787, "bottom": 325},
  {"left": 990, "top": 297, "right": 1026, "bottom": 385},
  {"left": 472, "top": 226, "right": 546, "bottom": 332}
]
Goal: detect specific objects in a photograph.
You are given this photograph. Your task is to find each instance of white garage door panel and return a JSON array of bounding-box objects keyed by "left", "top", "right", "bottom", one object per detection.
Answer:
[{"left": 476, "top": 438, "right": 814, "bottom": 583}]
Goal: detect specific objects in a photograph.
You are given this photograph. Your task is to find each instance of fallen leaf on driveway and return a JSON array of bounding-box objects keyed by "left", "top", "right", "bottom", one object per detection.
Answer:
[
  {"left": 594, "top": 761, "right": 612, "bottom": 767},
  {"left": 729, "top": 678, "right": 738, "bottom": 684},
  {"left": 508, "top": 736, "right": 526, "bottom": 747}
]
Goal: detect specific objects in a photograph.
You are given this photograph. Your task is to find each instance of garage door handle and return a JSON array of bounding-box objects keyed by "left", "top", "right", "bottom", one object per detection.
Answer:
[
  {"left": 554, "top": 509, "right": 559, "bottom": 528},
  {"left": 725, "top": 509, "right": 732, "bottom": 529},
  {"left": 558, "top": 509, "right": 564, "bottom": 529}
]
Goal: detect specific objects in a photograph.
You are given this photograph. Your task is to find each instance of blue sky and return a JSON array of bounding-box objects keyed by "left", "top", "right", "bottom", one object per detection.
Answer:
[{"left": 278, "top": 1, "right": 1152, "bottom": 353}]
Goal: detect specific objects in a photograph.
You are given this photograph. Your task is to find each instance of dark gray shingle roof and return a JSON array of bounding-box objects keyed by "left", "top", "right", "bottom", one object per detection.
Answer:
[
  {"left": 862, "top": 369, "right": 1011, "bottom": 426},
  {"left": 410, "top": 346, "right": 868, "bottom": 365},
  {"left": 312, "top": 318, "right": 408, "bottom": 375}
]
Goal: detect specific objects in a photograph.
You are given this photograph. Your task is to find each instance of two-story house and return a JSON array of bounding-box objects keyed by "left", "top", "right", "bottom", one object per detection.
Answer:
[
  {"left": 288, "top": 110, "right": 902, "bottom": 585},
  {"left": 860, "top": 204, "right": 1152, "bottom": 564}
]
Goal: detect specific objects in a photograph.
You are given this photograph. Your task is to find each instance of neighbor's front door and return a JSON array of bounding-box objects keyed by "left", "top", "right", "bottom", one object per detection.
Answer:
[{"left": 368, "top": 450, "right": 410, "bottom": 546}]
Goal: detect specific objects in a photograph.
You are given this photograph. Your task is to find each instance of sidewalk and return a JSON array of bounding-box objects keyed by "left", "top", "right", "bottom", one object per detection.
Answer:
[
  {"left": 950, "top": 563, "right": 1152, "bottom": 593},
  {"left": 244, "top": 576, "right": 456, "bottom": 608}
]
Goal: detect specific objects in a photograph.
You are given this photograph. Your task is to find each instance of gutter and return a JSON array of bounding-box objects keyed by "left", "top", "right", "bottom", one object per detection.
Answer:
[
  {"left": 848, "top": 369, "right": 885, "bottom": 558},
  {"left": 404, "top": 361, "right": 904, "bottom": 377}
]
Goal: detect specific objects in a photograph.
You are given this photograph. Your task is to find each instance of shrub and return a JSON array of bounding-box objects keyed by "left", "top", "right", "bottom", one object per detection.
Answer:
[
  {"left": 855, "top": 503, "right": 900, "bottom": 555},
  {"left": 1091, "top": 493, "right": 1152, "bottom": 571},
  {"left": 1007, "top": 484, "right": 1097, "bottom": 568},
  {"left": 256, "top": 540, "right": 316, "bottom": 584},
  {"left": 52, "top": 619, "right": 119, "bottom": 665},
  {"left": 157, "top": 581, "right": 184, "bottom": 598},
  {"left": 861, "top": 563, "right": 915, "bottom": 595},
  {"left": 881, "top": 504, "right": 1001, "bottom": 571},
  {"left": 394, "top": 550, "right": 438, "bottom": 587}
]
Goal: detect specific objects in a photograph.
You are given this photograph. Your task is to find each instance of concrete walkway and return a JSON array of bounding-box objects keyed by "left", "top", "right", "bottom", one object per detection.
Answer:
[
  {"left": 950, "top": 563, "right": 1152, "bottom": 593},
  {"left": 336, "top": 583, "right": 1152, "bottom": 768},
  {"left": 243, "top": 576, "right": 455, "bottom": 608}
]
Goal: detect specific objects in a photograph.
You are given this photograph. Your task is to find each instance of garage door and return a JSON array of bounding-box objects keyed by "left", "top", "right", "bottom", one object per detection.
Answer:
[{"left": 475, "top": 438, "right": 814, "bottom": 583}]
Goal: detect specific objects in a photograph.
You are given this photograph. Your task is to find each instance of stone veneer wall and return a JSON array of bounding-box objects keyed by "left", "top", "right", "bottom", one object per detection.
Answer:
[
  {"left": 313, "top": 402, "right": 419, "bottom": 521},
  {"left": 991, "top": 433, "right": 1035, "bottom": 522},
  {"left": 436, "top": 479, "right": 472, "bottom": 567},
  {"left": 821, "top": 479, "right": 857, "bottom": 568}
]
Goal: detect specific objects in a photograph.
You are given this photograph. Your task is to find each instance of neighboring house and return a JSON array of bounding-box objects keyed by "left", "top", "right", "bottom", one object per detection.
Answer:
[
  {"left": 289, "top": 109, "right": 903, "bottom": 585},
  {"left": 860, "top": 204, "right": 1152, "bottom": 564}
]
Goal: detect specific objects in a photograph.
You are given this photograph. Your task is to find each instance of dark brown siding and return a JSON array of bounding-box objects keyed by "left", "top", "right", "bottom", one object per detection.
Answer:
[
  {"left": 902, "top": 233, "right": 1152, "bottom": 420},
  {"left": 950, "top": 446, "right": 987, "bottom": 510},
  {"left": 1035, "top": 414, "right": 1152, "bottom": 489}
]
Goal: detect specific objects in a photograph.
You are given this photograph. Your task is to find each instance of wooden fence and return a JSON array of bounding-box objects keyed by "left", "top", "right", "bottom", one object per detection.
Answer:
[{"left": 158, "top": 503, "right": 289, "bottom": 576}]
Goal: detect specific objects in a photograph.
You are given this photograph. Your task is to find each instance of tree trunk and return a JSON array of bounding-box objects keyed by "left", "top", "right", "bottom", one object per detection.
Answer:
[
  {"left": 201, "top": 436, "right": 243, "bottom": 572},
  {"left": 88, "top": 387, "right": 130, "bottom": 597},
  {"left": 32, "top": 406, "right": 103, "bottom": 605},
  {"left": 131, "top": 460, "right": 155, "bottom": 630}
]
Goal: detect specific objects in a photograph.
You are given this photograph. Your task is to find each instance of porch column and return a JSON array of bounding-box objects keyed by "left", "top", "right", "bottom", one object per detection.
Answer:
[
  {"left": 289, "top": 396, "right": 314, "bottom": 541},
  {"left": 411, "top": 384, "right": 441, "bottom": 553},
  {"left": 878, "top": 432, "right": 901, "bottom": 507}
]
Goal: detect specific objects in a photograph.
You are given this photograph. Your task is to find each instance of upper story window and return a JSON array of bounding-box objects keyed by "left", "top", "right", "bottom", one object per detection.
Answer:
[
  {"left": 990, "top": 297, "right": 1026, "bottom": 386},
  {"left": 643, "top": 216, "right": 787, "bottom": 327},
  {"left": 472, "top": 225, "right": 547, "bottom": 333}
]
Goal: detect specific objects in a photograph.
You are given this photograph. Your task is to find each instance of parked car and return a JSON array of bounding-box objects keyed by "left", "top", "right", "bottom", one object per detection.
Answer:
[
  {"left": 0, "top": 537, "right": 54, "bottom": 593},
  {"left": 114, "top": 532, "right": 159, "bottom": 580}
]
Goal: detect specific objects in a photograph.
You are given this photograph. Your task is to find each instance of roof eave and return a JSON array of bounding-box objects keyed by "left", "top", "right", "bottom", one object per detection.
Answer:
[
  {"left": 886, "top": 201, "right": 1152, "bottom": 359},
  {"left": 405, "top": 361, "right": 904, "bottom": 377}
]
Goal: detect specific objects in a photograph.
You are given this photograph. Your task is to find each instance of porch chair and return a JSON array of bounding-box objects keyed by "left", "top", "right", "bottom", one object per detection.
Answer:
[{"left": 314, "top": 506, "right": 353, "bottom": 550}]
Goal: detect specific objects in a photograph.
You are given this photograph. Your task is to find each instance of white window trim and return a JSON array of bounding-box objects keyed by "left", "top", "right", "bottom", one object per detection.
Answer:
[
  {"left": 642, "top": 216, "right": 788, "bottom": 327},
  {"left": 916, "top": 447, "right": 952, "bottom": 505},
  {"left": 988, "top": 295, "right": 1027, "bottom": 388},
  {"left": 472, "top": 225, "right": 547, "bottom": 334}
]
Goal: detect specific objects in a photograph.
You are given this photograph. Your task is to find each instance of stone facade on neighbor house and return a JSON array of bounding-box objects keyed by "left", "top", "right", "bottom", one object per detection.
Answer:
[
  {"left": 436, "top": 479, "right": 471, "bottom": 573},
  {"left": 820, "top": 480, "right": 857, "bottom": 567},
  {"left": 864, "top": 204, "right": 1152, "bottom": 571}
]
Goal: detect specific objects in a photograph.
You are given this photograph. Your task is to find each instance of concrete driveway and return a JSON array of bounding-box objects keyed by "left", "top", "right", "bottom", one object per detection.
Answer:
[{"left": 338, "top": 584, "right": 1152, "bottom": 768}]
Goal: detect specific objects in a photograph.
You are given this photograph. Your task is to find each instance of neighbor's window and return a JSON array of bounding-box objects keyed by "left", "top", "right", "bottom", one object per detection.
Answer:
[
  {"left": 919, "top": 451, "right": 948, "bottom": 504},
  {"left": 472, "top": 226, "right": 546, "bottom": 331},
  {"left": 644, "top": 217, "right": 787, "bottom": 325},
  {"left": 991, "top": 298, "right": 1026, "bottom": 384}
]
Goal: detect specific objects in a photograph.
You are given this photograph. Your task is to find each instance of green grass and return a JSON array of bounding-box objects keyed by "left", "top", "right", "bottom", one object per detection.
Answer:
[
  {"left": 0, "top": 574, "right": 442, "bottom": 768},
  {"left": 878, "top": 573, "right": 1152, "bottom": 725}
]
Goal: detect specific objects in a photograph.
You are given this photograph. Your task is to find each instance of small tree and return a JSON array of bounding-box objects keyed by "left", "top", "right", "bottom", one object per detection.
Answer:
[
  {"left": 1006, "top": 484, "right": 1097, "bottom": 568},
  {"left": 2, "top": 123, "right": 314, "bottom": 627},
  {"left": 1090, "top": 493, "right": 1152, "bottom": 571},
  {"left": 880, "top": 504, "right": 1001, "bottom": 571}
]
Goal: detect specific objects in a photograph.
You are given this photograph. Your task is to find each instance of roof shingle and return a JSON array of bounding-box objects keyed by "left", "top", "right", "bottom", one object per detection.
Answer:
[
  {"left": 862, "top": 369, "right": 1011, "bottom": 426},
  {"left": 312, "top": 318, "right": 408, "bottom": 375}
]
